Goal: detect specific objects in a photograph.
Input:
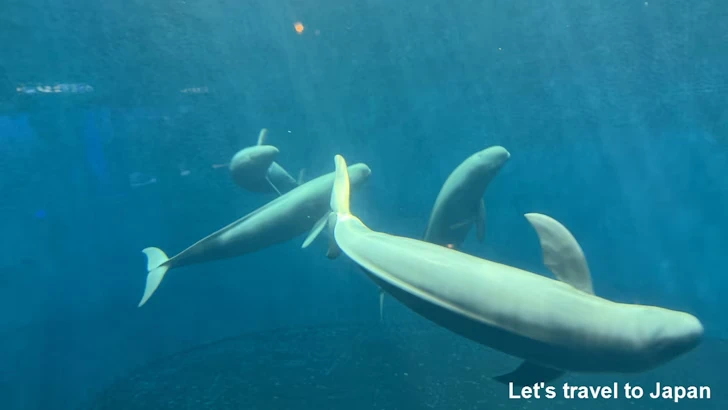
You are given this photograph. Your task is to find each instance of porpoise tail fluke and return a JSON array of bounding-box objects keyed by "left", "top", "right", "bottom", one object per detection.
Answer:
[
  {"left": 256, "top": 128, "right": 268, "bottom": 145},
  {"left": 139, "top": 247, "right": 170, "bottom": 307},
  {"left": 331, "top": 155, "right": 351, "bottom": 216}
]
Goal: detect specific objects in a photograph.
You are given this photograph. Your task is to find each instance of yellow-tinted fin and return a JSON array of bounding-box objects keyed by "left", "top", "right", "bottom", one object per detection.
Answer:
[{"left": 331, "top": 155, "right": 351, "bottom": 216}]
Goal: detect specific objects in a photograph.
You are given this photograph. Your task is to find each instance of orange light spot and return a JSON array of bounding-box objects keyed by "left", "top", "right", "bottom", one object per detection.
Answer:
[{"left": 294, "top": 22, "right": 304, "bottom": 34}]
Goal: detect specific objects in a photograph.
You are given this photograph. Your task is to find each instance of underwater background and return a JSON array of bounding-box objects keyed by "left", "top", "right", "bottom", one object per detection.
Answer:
[{"left": 1, "top": 0, "right": 726, "bottom": 409}]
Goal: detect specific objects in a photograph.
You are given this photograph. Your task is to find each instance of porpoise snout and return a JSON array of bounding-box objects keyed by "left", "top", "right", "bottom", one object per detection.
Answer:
[
  {"left": 361, "top": 165, "right": 372, "bottom": 178},
  {"left": 230, "top": 145, "right": 279, "bottom": 170},
  {"left": 472, "top": 146, "right": 510, "bottom": 176},
  {"left": 647, "top": 311, "right": 704, "bottom": 367},
  {"left": 478, "top": 145, "right": 510, "bottom": 162},
  {"left": 681, "top": 313, "right": 704, "bottom": 349},
  {"left": 349, "top": 163, "right": 372, "bottom": 184}
]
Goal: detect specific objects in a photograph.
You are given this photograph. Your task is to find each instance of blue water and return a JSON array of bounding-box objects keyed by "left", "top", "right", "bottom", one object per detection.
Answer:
[{"left": 0, "top": 0, "right": 726, "bottom": 409}]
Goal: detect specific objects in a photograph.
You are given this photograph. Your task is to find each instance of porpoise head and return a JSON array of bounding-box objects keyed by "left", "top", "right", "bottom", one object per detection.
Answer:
[
  {"left": 471, "top": 146, "right": 510, "bottom": 176},
  {"left": 229, "top": 145, "right": 281, "bottom": 189},
  {"left": 347, "top": 163, "right": 372, "bottom": 188},
  {"left": 636, "top": 308, "right": 703, "bottom": 370},
  {"left": 229, "top": 145, "right": 280, "bottom": 172},
  {"left": 454, "top": 145, "right": 510, "bottom": 194}
]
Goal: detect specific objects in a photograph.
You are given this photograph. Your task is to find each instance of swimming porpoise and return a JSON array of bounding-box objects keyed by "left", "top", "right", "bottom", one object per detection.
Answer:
[
  {"left": 229, "top": 128, "right": 300, "bottom": 195},
  {"left": 325, "top": 154, "right": 703, "bottom": 386},
  {"left": 424, "top": 146, "right": 510, "bottom": 248},
  {"left": 137, "top": 162, "right": 371, "bottom": 307},
  {"left": 378, "top": 145, "right": 509, "bottom": 318}
]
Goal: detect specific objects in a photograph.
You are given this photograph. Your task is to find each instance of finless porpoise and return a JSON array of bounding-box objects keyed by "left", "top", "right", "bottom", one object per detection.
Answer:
[
  {"left": 137, "top": 162, "right": 371, "bottom": 307},
  {"left": 325, "top": 154, "right": 703, "bottom": 386},
  {"left": 229, "top": 128, "right": 300, "bottom": 195},
  {"left": 423, "top": 146, "right": 510, "bottom": 248},
  {"left": 381, "top": 146, "right": 509, "bottom": 319}
]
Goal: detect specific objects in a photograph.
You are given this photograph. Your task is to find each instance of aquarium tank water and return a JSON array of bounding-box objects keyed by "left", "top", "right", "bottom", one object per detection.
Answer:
[{"left": 0, "top": 0, "right": 726, "bottom": 409}]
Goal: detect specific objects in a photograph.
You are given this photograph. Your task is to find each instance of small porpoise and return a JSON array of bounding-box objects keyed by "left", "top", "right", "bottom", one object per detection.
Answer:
[
  {"left": 229, "top": 128, "right": 300, "bottom": 195},
  {"left": 379, "top": 145, "right": 509, "bottom": 319},
  {"left": 424, "top": 146, "right": 510, "bottom": 249},
  {"left": 137, "top": 162, "right": 371, "bottom": 307},
  {"left": 325, "top": 154, "right": 703, "bottom": 386}
]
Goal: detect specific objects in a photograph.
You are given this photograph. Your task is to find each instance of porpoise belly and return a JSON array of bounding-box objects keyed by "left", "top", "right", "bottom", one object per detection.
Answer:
[
  {"left": 367, "top": 269, "right": 652, "bottom": 373},
  {"left": 230, "top": 163, "right": 271, "bottom": 192},
  {"left": 341, "top": 225, "right": 649, "bottom": 373}
]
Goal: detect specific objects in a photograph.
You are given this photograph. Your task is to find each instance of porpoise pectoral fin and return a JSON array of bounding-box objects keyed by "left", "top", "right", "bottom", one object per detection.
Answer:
[
  {"left": 449, "top": 217, "right": 476, "bottom": 231},
  {"left": 256, "top": 128, "right": 268, "bottom": 145},
  {"left": 379, "top": 289, "right": 385, "bottom": 322},
  {"left": 524, "top": 213, "right": 594, "bottom": 295},
  {"left": 326, "top": 212, "right": 341, "bottom": 259},
  {"left": 476, "top": 198, "right": 486, "bottom": 243},
  {"left": 268, "top": 162, "right": 300, "bottom": 194},
  {"left": 494, "top": 361, "right": 564, "bottom": 386},
  {"left": 265, "top": 176, "right": 283, "bottom": 196},
  {"left": 302, "top": 212, "right": 330, "bottom": 249},
  {"left": 297, "top": 168, "right": 306, "bottom": 185}
]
